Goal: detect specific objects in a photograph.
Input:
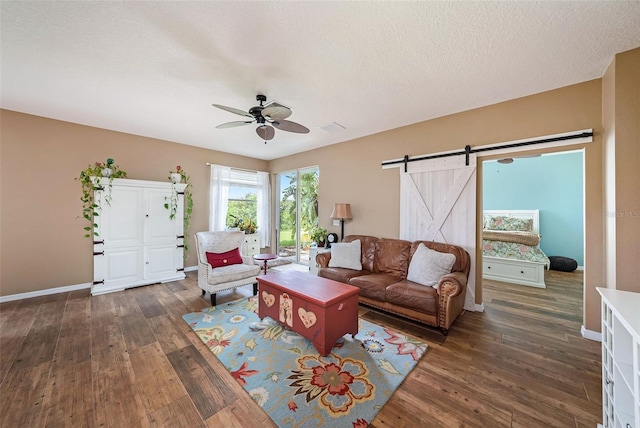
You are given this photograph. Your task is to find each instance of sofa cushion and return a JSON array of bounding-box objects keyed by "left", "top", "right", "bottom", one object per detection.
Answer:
[
  {"left": 407, "top": 243, "right": 456, "bottom": 287},
  {"left": 344, "top": 235, "right": 378, "bottom": 273},
  {"left": 411, "top": 241, "right": 470, "bottom": 277},
  {"left": 373, "top": 239, "right": 411, "bottom": 278},
  {"left": 329, "top": 239, "right": 362, "bottom": 270},
  {"left": 349, "top": 273, "right": 400, "bottom": 301},
  {"left": 318, "top": 267, "right": 371, "bottom": 284},
  {"left": 386, "top": 280, "right": 439, "bottom": 315}
]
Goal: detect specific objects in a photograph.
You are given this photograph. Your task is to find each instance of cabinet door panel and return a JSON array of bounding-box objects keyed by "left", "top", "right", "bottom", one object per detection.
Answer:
[
  {"left": 105, "top": 247, "right": 144, "bottom": 285},
  {"left": 145, "top": 188, "right": 179, "bottom": 243},
  {"left": 100, "top": 187, "right": 144, "bottom": 247},
  {"left": 145, "top": 244, "right": 178, "bottom": 280}
]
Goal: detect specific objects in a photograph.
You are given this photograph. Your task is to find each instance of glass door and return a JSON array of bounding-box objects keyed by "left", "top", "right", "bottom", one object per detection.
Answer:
[{"left": 276, "top": 167, "right": 319, "bottom": 265}]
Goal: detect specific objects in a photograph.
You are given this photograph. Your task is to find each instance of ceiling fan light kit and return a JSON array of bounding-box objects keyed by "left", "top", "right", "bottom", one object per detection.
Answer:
[{"left": 213, "top": 94, "right": 309, "bottom": 142}]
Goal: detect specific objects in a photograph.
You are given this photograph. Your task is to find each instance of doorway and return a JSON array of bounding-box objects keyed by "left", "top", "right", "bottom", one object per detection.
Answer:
[
  {"left": 276, "top": 167, "right": 319, "bottom": 265},
  {"left": 478, "top": 149, "right": 585, "bottom": 320}
]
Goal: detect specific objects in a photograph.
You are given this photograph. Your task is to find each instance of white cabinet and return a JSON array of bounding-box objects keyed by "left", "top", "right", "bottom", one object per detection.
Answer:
[
  {"left": 308, "top": 247, "right": 331, "bottom": 274},
  {"left": 92, "top": 178, "right": 186, "bottom": 295},
  {"left": 597, "top": 288, "right": 640, "bottom": 428},
  {"left": 242, "top": 233, "right": 260, "bottom": 256}
]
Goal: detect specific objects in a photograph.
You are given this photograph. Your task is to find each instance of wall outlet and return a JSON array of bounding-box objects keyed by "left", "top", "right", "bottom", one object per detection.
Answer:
[{"left": 332, "top": 219, "right": 341, "bottom": 226}]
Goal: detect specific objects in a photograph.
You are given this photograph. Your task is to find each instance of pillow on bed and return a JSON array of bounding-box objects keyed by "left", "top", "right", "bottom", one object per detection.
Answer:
[
  {"left": 407, "top": 243, "right": 456, "bottom": 287},
  {"left": 328, "top": 239, "right": 362, "bottom": 270},
  {"left": 486, "top": 216, "right": 533, "bottom": 232}
]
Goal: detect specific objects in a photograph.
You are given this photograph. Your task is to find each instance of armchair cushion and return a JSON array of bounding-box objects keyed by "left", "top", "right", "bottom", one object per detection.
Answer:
[
  {"left": 207, "top": 263, "right": 261, "bottom": 285},
  {"left": 206, "top": 248, "right": 243, "bottom": 268}
]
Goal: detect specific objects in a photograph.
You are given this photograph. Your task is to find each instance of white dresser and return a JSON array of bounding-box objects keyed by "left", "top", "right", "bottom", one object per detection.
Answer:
[
  {"left": 92, "top": 178, "right": 186, "bottom": 295},
  {"left": 242, "top": 233, "right": 260, "bottom": 257},
  {"left": 308, "top": 247, "right": 331, "bottom": 274},
  {"left": 597, "top": 287, "right": 640, "bottom": 428}
]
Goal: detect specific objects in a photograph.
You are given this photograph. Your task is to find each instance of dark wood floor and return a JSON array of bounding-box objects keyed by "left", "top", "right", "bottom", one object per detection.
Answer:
[{"left": 0, "top": 268, "right": 601, "bottom": 427}]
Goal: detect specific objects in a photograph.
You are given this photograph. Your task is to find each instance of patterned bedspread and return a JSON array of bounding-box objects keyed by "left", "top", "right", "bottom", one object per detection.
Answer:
[{"left": 482, "top": 239, "right": 550, "bottom": 268}]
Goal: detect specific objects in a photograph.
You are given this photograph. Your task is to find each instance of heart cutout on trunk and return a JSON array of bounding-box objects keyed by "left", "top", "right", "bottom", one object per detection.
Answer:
[
  {"left": 262, "top": 291, "right": 275, "bottom": 307},
  {"left": 298, "top": 307, "right": 317, "bottom": 329}
]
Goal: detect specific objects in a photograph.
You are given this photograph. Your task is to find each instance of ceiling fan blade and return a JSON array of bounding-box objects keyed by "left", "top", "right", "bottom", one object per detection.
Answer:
[
  {"left": 256, "top": 125, "right": 275, "bottom": 140},
  {"left": 216, "top": 120, "right": 254, "bottom": 129},
  {"left": 212, "top": 104, "right": 253, "bottom": 118},
  {"left": 261, "top": 105, "right": 292, "bottom": 121},
  {"left": 273, "top": 120, "right": 310, "bottom": 134}
]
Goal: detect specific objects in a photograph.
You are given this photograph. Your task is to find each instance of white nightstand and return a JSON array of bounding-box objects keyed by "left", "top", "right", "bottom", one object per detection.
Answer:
[
  {"left": 242, "top": 233, "right": 260, "bottom": 257},
  {"left": 308, "top": 247, "right": 331, "bottom": 274}
]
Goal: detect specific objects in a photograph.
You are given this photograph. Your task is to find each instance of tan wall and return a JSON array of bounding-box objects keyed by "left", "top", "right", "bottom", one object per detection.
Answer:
[
  {"left": 0, "top": 110, "right": 267, "bottom": 296},
  {"left": 602, "top": 54, "right": 617, "bottom": 289},
  {"left": 2, "top": 75, "right": 624, "bottom": 333},
  {"left": 612, "top": 48, "right": 640, "bottom": 294},
  {"left": 270, "top": 79, "right": 606, "bottom": 331}
]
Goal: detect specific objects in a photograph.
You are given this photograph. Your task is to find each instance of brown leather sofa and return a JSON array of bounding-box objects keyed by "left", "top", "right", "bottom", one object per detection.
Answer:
[{"left": 316, "top": 235, "right": 470, "bottom": 334}]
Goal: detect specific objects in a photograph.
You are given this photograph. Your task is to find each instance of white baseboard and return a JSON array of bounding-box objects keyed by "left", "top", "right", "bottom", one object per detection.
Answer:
[
  {"left": 0, "top": 282, "right": 92, "bottom": 303},
  {"left": 577, "top": 265, "right": 584, "bottom": 271},
  {"left": 0, "top": 266, "right": 199, "bottom": 303},
  {"left": 581, "top": 325, "right": 602, "bottom": 342}
]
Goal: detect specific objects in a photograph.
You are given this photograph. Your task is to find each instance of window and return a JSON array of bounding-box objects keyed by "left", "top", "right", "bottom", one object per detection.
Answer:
[
  {"left": 226, "top": 184, "right": 258, "bottom": 229},
  {"left": 209, "top": 165, "right": 270, "bottom": 247}
]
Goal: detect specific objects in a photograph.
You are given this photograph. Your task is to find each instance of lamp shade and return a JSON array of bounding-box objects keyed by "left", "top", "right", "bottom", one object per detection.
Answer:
[{"left": 330, "top": 203, "right": 352, "bottom": 220}]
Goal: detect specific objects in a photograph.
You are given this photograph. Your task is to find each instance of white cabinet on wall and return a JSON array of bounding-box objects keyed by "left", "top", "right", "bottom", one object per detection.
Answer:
[
  {"left": 92, "top": 178, "right": 186, "bottom": 295},
  {"left": 242, "top": 233, "right": 260, "bottom": 257},
  {"left": 597, "top": 287, "right": 640, "bottom": 428}
]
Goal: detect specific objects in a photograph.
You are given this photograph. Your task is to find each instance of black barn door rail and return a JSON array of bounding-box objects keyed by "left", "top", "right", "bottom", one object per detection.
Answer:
[{"left": 381, "top": 130, "right": 594, "bottom": 171}]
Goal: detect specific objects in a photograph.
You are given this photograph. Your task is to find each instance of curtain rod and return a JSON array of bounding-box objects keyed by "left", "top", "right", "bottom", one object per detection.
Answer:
[
  {"left": 205, "top": 163, "right": 259, "bottom": 173},
  {"left": 381, "top": 129, "right": 593, "bottom": 170}
]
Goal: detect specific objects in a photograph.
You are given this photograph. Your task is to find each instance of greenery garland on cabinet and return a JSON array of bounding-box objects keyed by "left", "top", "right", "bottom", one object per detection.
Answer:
[
  {"left": 165, "top": 165, "right": 193, "bottom": 253},
  {"left": 76, "top": 158, "right": 127, "bottom": 238}
]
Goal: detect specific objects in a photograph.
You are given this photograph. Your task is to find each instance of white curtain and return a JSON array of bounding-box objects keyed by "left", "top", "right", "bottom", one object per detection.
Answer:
[
  {"left": 209, "top": 164, "right": 271, "bottom": 248},
  {"left": 257, "top": 171, "right": 271, "bottom": 247},
  {"left": 209, "top": 164, "right": 231, "bottom": 231}
]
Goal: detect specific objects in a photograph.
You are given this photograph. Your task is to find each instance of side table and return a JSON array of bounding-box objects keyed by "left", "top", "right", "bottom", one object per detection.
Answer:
[
  {"left": 253, "top": 253, "right": 278, "bottom": 275},
  {"left": 308, "top": 247, "right": 331, "bottom": 275}
]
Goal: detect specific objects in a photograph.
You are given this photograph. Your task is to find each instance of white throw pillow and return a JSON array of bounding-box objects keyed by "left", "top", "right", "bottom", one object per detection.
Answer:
[
  {"left": 407, "top": 243, "right": 456, "bottom": 287},
  {"left": 328, "top": 239, "right": 362, "bottom": 270}
]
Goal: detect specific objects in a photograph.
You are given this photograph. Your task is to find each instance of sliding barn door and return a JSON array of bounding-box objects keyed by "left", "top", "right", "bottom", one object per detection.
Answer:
[{"left": 400, "top": 154, "right": 477, "bottom": 311}]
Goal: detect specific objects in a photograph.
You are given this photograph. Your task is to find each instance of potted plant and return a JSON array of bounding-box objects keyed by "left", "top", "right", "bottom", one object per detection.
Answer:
[
  {"left": 228, "top": 216, "right": 257, "bottom": 234},
  {"left": 309, "top": 226, "right": 329, "bottom": 247},
  {"left": 165, "top": 165, "right": 193, "bottom": 252},
  {"left": 76, "top": 158, "right": 127, "bottom": 238}
]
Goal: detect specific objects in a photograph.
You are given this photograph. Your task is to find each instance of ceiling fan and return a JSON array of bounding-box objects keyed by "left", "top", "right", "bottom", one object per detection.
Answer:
[{"left": 213, "top": 94, "right": 310, "bottom": 141}]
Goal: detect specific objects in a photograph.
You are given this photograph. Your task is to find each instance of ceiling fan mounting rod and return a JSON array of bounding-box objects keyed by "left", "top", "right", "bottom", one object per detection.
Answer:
[{"left": 256, "top": 94, "right": 266, "bottom": 104}]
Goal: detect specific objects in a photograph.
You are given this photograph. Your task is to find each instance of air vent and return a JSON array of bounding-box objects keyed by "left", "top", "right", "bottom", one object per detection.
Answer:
[{"left": 320, "top": 122, "right": 346, "bottom": 133}]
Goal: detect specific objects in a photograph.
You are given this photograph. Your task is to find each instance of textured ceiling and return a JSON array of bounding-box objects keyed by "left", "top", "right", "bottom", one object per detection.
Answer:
[{"left": 2, "top": 1, "right": 640, "bottom": 160}]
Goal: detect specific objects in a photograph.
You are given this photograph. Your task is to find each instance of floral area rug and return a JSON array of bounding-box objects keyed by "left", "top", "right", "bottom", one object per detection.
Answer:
[{"left": 182, "top": 296, "right": 427, "bottom": 428}]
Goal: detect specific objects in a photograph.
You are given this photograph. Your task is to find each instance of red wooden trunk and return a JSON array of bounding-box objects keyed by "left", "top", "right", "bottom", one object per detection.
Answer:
[{"left": 257, "top": 271, "right": 359, "bottom": 356}]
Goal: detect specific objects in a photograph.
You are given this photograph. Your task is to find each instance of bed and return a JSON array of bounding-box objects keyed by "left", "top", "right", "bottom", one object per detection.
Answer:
[{"left": 482, "top": 209, "right": 550, "bottom": 288}]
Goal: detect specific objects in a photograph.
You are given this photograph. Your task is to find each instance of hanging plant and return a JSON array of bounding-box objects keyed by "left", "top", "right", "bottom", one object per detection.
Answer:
[
  {"left": 165, "top": 165, "right": 193, "bottom": 253},
  {"left": 76, "top": 158, "right": 127, "bottom": 238}
]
